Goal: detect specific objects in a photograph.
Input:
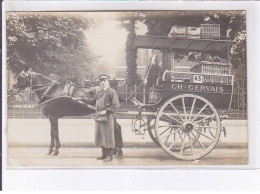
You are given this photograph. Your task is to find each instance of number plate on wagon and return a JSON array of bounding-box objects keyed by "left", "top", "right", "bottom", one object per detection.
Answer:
[{"left": 193, "top": 75, "right": 203, "bottom": 83}]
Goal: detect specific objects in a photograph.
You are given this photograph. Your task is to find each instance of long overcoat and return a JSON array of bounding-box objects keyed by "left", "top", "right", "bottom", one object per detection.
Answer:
[{"left": 83, "top": 87, "right": 120, "bottom": 148}]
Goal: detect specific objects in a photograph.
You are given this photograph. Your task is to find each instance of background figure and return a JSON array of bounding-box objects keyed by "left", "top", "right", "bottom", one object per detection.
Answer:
[{"left": 114, "top": 120, "right": 123, "bottom": 156}]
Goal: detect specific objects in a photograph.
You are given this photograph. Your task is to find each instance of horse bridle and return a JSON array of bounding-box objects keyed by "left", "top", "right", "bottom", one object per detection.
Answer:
[{"left": 16, "top": 70, "right": 57, "bottom": 92}]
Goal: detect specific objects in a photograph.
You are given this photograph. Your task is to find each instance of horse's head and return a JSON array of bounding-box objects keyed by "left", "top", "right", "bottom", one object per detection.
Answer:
[{"left": 15, "top": 67, "right": 32, "bottom": 90}]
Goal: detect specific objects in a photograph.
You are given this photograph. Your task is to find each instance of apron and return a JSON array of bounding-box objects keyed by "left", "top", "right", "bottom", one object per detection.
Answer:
[{"left": 95, "top": 90, "right": 115, "bottom": 148}]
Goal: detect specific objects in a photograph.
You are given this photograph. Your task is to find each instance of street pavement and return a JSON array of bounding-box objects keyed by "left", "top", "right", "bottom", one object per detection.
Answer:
[
  {"left": 8, "top": 147, "right": 248, "bottom": 167},
  {"left": 7, "top": 119, "right": 248, "bottom": 147},
  {"left": 5, "top": 119, "right": 248, "bottom": 167}
]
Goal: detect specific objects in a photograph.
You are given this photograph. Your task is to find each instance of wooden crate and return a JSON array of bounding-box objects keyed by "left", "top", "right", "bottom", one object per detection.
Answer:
[{"left": 201, "top": 24, "right": 220, "bottom": 39}]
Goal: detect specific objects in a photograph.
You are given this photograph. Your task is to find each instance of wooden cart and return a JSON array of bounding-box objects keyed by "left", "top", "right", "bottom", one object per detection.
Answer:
[{"left": 117, "top": 35, "right": 236, "bottom": 160}]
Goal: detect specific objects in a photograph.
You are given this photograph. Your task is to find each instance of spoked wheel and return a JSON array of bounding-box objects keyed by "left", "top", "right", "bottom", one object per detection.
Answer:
[
  {"left": 155, "top": 94, "right": 221, "bottom": 160},
  {"left": 147, "top": 115, "right": 201, "bottom": 150}
]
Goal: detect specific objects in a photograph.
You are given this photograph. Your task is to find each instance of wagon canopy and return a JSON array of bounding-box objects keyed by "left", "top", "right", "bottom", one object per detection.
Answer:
[{"left": 134, "top": 35, "right": 236, "bottom": 53}]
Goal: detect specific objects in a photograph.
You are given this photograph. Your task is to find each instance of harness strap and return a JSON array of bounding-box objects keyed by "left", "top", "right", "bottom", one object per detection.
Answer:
[
  {"left": 38, "top": 83, "right": 57, "bottom": 103},
  {"left": 62, "top": 82, "right": 75, "bottom": 96},
  {"left": 32, "top": 85, "right": 51, "bottom": 92},
  {"left": 35, "top": 72, "right": 54, "bottom": 82},
  {"left": 32, "top": 83, "right": 56, "bottom": 87},
  {"left": 42, "top": 84, "right": 55, "bottom": 96},
  {"left": 38, "top": 96, "right": 97, "bottom": 111}
]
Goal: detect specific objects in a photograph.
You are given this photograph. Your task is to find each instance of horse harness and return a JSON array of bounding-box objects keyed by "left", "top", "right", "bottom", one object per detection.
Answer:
[{"left": 62, "top": 81, "right": 75, "bottom": 97}]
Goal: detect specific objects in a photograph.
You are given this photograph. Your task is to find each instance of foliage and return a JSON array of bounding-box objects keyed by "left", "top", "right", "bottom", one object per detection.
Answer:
[
  {"left": 143, "top": 11, "right": 246, "bottom": 63},
  {"left": 117, "top": 12, "right": 143, "bottom": 86},
  {"left": 6, "top": 12, "right": 100, "bottom": 84},
  {"left": 143, "top": 11, "right": 245, "bottom": 39},
  {"left": 124, "top": 18, "right": 138, "bottom": 86}
]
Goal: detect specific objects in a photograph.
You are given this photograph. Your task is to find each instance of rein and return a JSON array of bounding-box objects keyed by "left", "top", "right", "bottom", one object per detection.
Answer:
[
  {"left": 12, "top": 70, "right": 96, "bottom": 108},
  {"left": 29, "top": 72, "right": 93, "bottom": 106},
  {"left": 32, "top": 84, "right": 56, "bottom": 92},
  {"left": 29, "top": 73, "right": 59, "bottom": 92},
  {"left": 74, "top": 86, "right": 90, "bottom": 95},
  {"left": 30, "top": 72, "right": 90, "bottom": 95}
]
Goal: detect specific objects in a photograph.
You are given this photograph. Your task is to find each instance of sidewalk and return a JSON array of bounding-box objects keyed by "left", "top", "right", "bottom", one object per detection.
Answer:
[
  {"left": 7, "top": 119, "right": 248, "bottom": 148},
  {"left": 8, "top": 147, "right": 248, "bottom": 166}
]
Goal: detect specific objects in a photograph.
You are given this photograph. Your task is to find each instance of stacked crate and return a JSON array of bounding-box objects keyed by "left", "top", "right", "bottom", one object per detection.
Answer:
[
  {"left": 200, "top": 62, "right": 230, "bottom": 74},
  {"left": 201, "top": 24, "right": 220, "bottom": 39},
  {"left": 191, "top": 61, "right": 232, "bottom": 84},
  {"left": 168, "top": 24, "right": 221, "bottom": 39},
  {"left": 168, "top": 26, "right": 201, "bottom": 39},
  {"left": 163, "top": 70, "right": 232, "bottom": 85}
]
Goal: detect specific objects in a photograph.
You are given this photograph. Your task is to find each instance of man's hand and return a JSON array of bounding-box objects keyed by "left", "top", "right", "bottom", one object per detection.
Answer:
[{"left": 99, "top": 110, "right": 107, "bottom": 116}]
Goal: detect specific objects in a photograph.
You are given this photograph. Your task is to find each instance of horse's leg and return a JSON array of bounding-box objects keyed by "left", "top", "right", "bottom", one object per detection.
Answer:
[
  {"left": 46, "top": 117, "right": 55, "bottom": 155},
  {"left": 51, "top": 117, "right": 61, "bottom": 156}
]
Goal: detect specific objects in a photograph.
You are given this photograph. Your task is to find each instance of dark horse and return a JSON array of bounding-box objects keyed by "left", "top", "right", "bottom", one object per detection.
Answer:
[{"left": 14, "top": 68, "right": 97, "bottom": 156}]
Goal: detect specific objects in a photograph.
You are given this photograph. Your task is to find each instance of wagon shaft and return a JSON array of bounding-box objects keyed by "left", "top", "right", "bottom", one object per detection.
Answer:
[
  {"left": 116, "top": 111, "right": 220, "bottom": 119},
  {"left": 116, "top": 111, "right": 156, "bottom": 116}
]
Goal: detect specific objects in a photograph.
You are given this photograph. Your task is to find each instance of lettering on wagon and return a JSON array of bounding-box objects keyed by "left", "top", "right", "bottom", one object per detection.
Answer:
[{"left": 172, "top": 83, "right": 224, "bottom": 93}]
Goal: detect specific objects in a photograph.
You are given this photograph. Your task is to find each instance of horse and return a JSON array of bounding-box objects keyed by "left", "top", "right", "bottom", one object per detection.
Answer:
[{"left": 14, "top": 68, "right": 97, "bottom": 156}]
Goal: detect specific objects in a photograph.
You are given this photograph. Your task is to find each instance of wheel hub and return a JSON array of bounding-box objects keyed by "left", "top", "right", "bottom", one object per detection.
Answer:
[{"left": 182, "top": 122, "right": 194, "bottom": 133}]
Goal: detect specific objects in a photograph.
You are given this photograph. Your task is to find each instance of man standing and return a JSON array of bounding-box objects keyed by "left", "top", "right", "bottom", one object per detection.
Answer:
[{"left": 82, "top": 74, "right": 120, "bottom": 162}]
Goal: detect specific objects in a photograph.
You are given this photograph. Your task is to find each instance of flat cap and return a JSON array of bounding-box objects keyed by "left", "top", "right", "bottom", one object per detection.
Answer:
[{"left": 99, "top": 74, "right": 110, "bottom": 80}]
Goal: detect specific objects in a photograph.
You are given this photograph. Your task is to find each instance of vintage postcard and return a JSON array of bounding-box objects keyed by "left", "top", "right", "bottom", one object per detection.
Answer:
[{"left": 4, "top": 8, "right": 248, "bottom": 167}]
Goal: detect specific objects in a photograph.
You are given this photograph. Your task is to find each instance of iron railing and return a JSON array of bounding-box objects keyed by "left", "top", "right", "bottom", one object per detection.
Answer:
[{"left": 7, "top": 85, "right": 247, "bottom": 119}]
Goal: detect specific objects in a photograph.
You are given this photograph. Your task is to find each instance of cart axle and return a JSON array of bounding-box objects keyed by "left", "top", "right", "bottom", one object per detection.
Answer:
[{"left": 183, "top": 122, "right": 194, "bottom": 133}]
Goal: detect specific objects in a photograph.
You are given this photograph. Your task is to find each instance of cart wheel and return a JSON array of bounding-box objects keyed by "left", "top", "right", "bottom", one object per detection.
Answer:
[
  {"left": 155, "top": 94, "right": 221, "bottom": 160},
  {"left": 147, "top": 116, "right": 161, "bottom": 147}
]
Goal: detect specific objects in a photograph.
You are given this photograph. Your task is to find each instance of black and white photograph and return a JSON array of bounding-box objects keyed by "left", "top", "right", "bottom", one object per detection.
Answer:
[{"left": 5, "top": 9, "right": 248, "bottom": 167}]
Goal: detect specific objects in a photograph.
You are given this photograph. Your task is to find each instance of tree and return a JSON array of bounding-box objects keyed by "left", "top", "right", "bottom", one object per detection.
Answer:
[
  {"left": 6, "top": 12, "right": 100, "bottom": 84},
  {"left": 143, "top": 11, "right": 246, "bottom": 63},
  {"left": 117, "top": 12, "right": 144, "bottom": 86}
]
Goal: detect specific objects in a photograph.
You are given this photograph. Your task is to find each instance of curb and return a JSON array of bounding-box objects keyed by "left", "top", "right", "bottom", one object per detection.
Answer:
[{"left": 9, "top": 142, "right": 248, "bottom": 148}]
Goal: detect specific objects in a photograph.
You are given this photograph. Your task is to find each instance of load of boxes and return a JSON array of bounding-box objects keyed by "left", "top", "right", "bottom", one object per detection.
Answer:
[
  {"left": 191, "top": 61, "right": 231, "bottom": 75},
  {"left": 166, "top": 23, "right": 232, "bottom": 84},
  {"left": 168, "top": 24, "right": 221, "bottom": 39},
  {"left": 162, "top": 67, "right": 233, "bottom": 85}
]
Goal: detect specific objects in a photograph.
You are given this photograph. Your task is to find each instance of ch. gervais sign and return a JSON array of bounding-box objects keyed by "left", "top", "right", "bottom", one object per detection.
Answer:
[
  {"left": 172, "top": 83, "right": 224, "bottom": 93},
  {"left": 163, "top": 82, "right": 232, "bottom": 94}
]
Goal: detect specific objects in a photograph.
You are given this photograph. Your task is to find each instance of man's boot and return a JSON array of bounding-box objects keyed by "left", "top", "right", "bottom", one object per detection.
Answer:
[
  {"left": 96, "top": 147, "right": 106, "bottom": 160},
  {"left": 116, "top": 147, "right": 123, "bottom": 157},
  {"left": 113, "top": 148, "right": 117, "bottom": 155},
  {"left": 103, "top": 148, "right": 113, "bottom": 162}
]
